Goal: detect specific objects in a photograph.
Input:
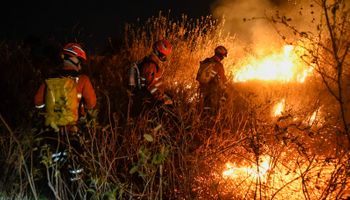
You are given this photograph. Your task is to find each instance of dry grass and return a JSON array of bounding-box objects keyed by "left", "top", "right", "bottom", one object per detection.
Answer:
[{"left": 0, "top": 12, "right": 349, "bottom": 200}]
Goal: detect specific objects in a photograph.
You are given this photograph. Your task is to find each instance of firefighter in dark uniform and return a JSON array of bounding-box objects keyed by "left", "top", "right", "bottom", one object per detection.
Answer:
[{"left": 197, "top": 45, "right": 228, "bottom": 115}]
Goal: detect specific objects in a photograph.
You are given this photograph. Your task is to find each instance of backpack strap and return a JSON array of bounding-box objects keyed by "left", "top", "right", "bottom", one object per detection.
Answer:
[{"left": 134, "top": 63, "right": 141, "bottom": 89}]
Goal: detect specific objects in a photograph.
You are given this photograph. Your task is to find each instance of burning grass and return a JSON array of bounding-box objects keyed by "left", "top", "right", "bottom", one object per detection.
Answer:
[
  {"left": 0, "top": 11, "right": 350, "bottom": 200},
  {"left": 232, "top": 45, "right": 312, "bottom": 83}
]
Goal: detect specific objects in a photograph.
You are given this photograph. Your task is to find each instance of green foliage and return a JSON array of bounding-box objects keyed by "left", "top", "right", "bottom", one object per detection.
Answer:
[
  {"left": 39, "top": 144, "right": 54, "bottom": 167},
  {"left": 129, "top": 144, "right": 169, "bottom": 178}
]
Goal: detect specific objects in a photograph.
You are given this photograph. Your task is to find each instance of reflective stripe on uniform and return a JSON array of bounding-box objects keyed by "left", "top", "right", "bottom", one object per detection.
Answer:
[
  {"left": 69, "top": 167, "right": 84, "bottom": 181},
  {"left": 155, "top": 82, "right": 163, "bottom": 87},
  {"left": 140, "top": 77, "right": 146, "bottom": 87},
  {"left": 69, "top": 168, "right": 84, "bottom": 174},
  {"left": 51, "top": 151, "right": 68, "bottom": 162},
  {"left": 35, "top": 104, "right": 45, "bottom": 109},
  {"left": 210, "top": 69, "right": 217, "bottom": 77},
  {"left": 64, "top": 49, "right": 78, "bottom": 56},
  {"left": 150, "top": 87, "right": 158, "bottom": 94},
  {"left": 51, "top": 151, "right": 67, "bottom": 157},
  {"left": 77, "top": 93, "right": 82, "bottom": 99}
]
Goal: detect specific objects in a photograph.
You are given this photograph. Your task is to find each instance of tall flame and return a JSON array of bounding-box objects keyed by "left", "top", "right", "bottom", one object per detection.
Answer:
[{"left": 233, "top": 45, "right": 311, "bottom": 83}]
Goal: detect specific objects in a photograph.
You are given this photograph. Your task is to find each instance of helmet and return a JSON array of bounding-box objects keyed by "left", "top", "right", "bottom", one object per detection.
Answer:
[
  {"left": 214, "top": 45, "right": 228, "bottom": 58},
  {"left": 62, "top": 43, "right": 87, "bottom": 61},
  {"left": 153, "top": 39, "right": 172, "bottom": 61}
]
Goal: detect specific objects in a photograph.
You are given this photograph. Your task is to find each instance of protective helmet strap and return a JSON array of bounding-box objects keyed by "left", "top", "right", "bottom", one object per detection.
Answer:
[
  {"left": 66, "top": 57, "right": 81, "bottom": 67},
  {"left": 154, "top": 50, "right": 166, "bottom": 61},
  {"left": 215, "top": 54, "right": 224, "bottom": 61}
]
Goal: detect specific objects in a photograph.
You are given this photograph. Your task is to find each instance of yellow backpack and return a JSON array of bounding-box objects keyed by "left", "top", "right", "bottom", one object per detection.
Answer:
[
  {"left": 44, "top": 77, "right": 79, "bottom": 131},
  {"left": 196, "top": 60, "right": 217, "bottom": 84}
]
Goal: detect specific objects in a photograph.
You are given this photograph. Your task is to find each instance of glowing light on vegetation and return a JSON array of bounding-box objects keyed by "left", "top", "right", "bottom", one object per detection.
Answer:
[
  {"left": 218, "top": 154, "right": 342, "bottom": 199},
  {"left": 309, "top": 110, "right": 318, "bottom": 125},
  {"left": 305, "top": 107, "right": 324, "bottom": 127},
  {"left": 273, "top": 99, "right": 285, "bottom": 117},
  {"left": 233, "top": 45, "right": 312, "bottom": 83},
  {"left": 223, "top": 155, "right": 271, "bottom": 179}
]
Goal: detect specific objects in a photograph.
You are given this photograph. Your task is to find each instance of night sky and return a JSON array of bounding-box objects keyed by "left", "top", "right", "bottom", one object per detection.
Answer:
[{"left": 1, "top": 0, "right": 216, "bottom": 52}]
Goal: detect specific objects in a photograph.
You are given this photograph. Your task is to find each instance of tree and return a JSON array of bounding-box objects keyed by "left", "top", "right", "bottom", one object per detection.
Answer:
[{"left": 270, "top": 0, "right": 350, "bottom": 144}]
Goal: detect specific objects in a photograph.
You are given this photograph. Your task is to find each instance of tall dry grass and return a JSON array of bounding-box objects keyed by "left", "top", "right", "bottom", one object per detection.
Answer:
[{"left": 0, "top": 12, "right": 349, "bottom": 199}]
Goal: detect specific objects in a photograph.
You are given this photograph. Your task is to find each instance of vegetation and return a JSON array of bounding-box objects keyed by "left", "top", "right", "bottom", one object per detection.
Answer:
[{"left": 0, "top": 1, "right": 349, "bottom": 199}]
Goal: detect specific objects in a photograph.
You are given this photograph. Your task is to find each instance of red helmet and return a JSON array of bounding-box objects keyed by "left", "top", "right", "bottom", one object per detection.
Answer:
[
  {"left": 62, "top": 43, "right": 87, "bottom": 61},
  {"left": 214, "top": 45, "right": 228, "bottom": 57},
  {"left": 153, "top": 39, "right": 172, "bottom": 61}
]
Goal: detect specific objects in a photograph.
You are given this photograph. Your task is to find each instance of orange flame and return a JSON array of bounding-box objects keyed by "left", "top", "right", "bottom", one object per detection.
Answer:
[
  {"left": 223, "top": 155, "right": 271, "bottom": 179},
  {"left": 305, "top": 107, "right": 324, "bottom": 126},
  {"left": 273, "top": 99, "right": 285, "bottom": 117},
  {"left": 233, "top": 45, "right": 311, "bottom": 83},
  {"left": 220, "top": 154, "right": 339, "bottom": 199}
]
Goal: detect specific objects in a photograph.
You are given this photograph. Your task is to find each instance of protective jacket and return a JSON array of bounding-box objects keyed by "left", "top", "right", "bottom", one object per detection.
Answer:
[
  {"left": 199, "top": 55, "right": 227, "bottom": 86},
  {"left": 198, "top": 55, "right": 227, "bottom": 114},
  {"left": 34, "top": 65, "right": 97, "bottom": 120},
  {"left": 139, "top": 53, "right": 166, "bottom": 101},
  {"left": 129, "top": 53, "right": 170, "bottom": 117}
]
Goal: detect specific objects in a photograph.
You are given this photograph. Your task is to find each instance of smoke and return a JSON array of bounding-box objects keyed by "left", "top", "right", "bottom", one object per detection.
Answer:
[{"left": 211, "top": 0, "right": 319, "bottom": 53}]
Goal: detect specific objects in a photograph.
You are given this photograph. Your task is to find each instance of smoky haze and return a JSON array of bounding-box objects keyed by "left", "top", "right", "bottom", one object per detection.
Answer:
[{"left": 211, "top": 0, "right": 319, "bottom": 52}]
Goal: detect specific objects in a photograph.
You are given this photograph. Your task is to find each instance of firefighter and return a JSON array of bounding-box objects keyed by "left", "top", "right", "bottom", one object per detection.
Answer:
[
  {"left": 196, "top": 45, "right": 228, "bottom": 115},
  {"left": 34, "top": 42, "right": 97, "bottom": 182},
  {"left": 129, "top": 39, "right": 173, "bottom": 118}
]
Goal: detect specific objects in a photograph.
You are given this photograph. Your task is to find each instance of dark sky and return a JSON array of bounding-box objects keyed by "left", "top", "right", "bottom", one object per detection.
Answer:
[{"left": 1, "top": 0, "right": 215, "bottom": 52}]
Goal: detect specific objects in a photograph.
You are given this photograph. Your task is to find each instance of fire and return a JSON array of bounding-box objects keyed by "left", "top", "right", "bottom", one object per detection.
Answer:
[
  {"left": 223, "top": 155, "right": 271, "bottom": 179},
  {"left": 273, "top": 99, "right": 285, "bottom": 117},
  {"left": 218, "top": 153, "right": 342, "bottom": 199},
  {"left": 308, "top": 110, "right": 317, "bottom": 125},
  {"left": 305, "top": 107, "right": 324, "bottom": 126},
  {"left": 233, "top": 45, "right": 311, "bottom": 83}
]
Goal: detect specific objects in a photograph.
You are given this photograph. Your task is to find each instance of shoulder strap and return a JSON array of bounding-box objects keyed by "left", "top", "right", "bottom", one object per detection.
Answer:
[{"left": 133, "top": 62, "right": 141, "bottom": 89}]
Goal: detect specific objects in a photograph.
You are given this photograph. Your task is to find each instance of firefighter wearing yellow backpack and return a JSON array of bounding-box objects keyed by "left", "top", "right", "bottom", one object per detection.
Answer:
[
  {"left": 34, "top": 42, "right": 97, "bottom": 183},
  {"left": 196, "top": 45, "right": 228, "bottom": 115}
]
